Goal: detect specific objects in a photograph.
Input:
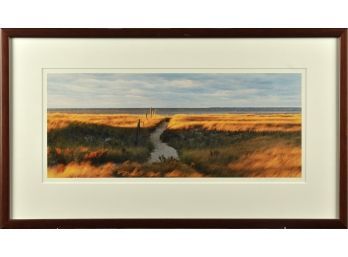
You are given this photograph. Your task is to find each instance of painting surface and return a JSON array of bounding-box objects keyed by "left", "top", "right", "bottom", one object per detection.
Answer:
[{"left": 47, "top": 73, "right": 301, "bottom": 178}]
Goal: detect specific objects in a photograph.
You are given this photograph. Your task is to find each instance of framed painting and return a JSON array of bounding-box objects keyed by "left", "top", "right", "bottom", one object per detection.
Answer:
[{"left": 0, "top": 28, "right": 347, "bottom": 228}]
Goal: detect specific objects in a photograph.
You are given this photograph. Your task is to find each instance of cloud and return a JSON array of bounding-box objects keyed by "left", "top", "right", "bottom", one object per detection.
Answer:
[{"left": 47, "top": 73, "right": 301, "bottom": 108}]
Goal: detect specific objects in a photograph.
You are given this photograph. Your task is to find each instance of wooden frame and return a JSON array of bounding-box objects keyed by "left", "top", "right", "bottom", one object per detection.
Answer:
[{"left": 0, "top": 28, "right": 347, "bottom": 229}]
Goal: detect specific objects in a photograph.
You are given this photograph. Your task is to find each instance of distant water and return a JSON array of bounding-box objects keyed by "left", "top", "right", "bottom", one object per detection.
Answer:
[{"left": 48, "top": 107, "right": 300, "bottom": 115}]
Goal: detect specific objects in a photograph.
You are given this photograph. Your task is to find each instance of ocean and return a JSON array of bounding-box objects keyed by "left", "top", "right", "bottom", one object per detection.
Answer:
[{"left": 48, "top": 107, "right": 301, "bottom": 115}]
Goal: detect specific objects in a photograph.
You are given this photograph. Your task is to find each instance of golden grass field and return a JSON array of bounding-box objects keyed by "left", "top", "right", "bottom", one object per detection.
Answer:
[
  {"left": 47, "top": 113, "right": 301, "bottom": 178},
  {"left": 167, "top": 113, "right": 301, "bottom": 132},
  {"left": 48, "top": 112, "right": 166, "bottom": 131},
  {"left": 48, "top": 161, "right": 115, "bottom": 178},
  {"left": 48, "top": 160, "right": 204, "bottom": 178},
  {"left": 227, "top": 144, "right": 301, "bottom": 177}
]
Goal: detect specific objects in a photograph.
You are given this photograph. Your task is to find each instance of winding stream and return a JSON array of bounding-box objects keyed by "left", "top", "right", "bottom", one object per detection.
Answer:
[{"left": 148, "top": 121, "right": 179, "bottom": 163}]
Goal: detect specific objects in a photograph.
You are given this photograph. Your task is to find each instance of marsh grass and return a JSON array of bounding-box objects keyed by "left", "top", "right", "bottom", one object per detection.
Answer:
[
  {"left": 47, "top": 113, "right": 301, "bottom": 178},
  {"left": 161, "top": 128, "right": 301, "bottom": 177},
  {"left": 48, "top": 158, "right": 203, "bottom": 178},
  {"left": 168, "top": 113, "right": 301, "bottom": 132},
  {"left": 48, "top": 112, "right": 165, "bottom": 131},
  {"left": 48, "top": 122, "right": 155, "bottom": 166},
  {"left": 111, "top": 158, "right": 202, "bottom": 177}
]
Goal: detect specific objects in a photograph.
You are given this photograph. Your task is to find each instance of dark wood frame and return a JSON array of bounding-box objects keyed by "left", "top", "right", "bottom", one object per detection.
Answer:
[{"left": 0, "top": 28, "right": 347, "bottom": 229}]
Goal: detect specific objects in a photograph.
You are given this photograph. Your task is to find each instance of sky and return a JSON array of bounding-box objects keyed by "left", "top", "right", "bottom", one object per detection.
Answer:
[{"left": 47, "top": 73, "right": 301, "bottom": 108}]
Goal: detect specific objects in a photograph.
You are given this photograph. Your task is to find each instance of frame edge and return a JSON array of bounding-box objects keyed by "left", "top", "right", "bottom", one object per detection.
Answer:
[
  {"left": 1, "top": 28, "right": 347, "bottom": 38},
  {"left": 0, "top": 28, "right": 2, "bottom": 228},
  {"left": 0, "top": 28, "right": 347, "bottom": 229},
  {"left": 0, "top": 29, "right": 10, "bottom": 229},
  {"left": 1, "top": 219, "right": 348, "bottom": 229},
  {"left": 339, "top": 29, "right": 348, "bottom": 228}
]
